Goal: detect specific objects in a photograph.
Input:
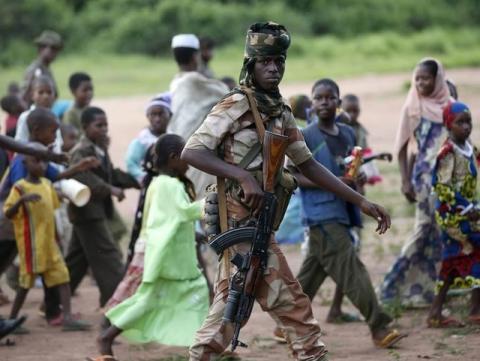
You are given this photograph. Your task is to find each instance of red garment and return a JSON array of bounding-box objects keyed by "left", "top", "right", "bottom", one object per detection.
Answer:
[
  {"left": 4, "top": 114, "right": 19, "bottom": 160},
  {"left": 439, "top": 249, "right": 480, "bottom": 281},
  {"left": 5, "top": 114, "right": 18, "bottom": 134}
]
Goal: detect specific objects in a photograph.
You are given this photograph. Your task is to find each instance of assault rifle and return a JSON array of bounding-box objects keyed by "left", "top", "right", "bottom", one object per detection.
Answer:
[{"left": 209, "top": 131, "right": 289, "bottom": 351}]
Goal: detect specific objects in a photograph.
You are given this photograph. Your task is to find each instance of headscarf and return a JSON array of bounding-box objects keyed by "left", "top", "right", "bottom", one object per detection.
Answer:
[
  {"left": 443, "top": 101, "right": 470, "bottom": 129},
  {"left": 394, "top": 58, "right": 451, "bottom": 155},
  {"left": 145, "top": 92, "right": 172, "bottom": 116},
  {"left": 237, "top": 22, "right": 291, "bottom": 118}
]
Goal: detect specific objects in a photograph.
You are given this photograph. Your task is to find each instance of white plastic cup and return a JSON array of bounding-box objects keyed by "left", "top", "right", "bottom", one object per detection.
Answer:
[{"left": 59, "top": 179, "right": 91, "bottom": 207}]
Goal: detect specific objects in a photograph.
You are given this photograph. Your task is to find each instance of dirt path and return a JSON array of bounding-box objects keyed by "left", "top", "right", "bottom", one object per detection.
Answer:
[{"left": 1, "top": 69, "right": 480, "bottom": 361}]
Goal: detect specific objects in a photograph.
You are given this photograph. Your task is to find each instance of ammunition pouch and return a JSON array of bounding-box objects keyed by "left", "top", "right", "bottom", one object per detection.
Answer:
[{"left": 203, "top": 184, "right": 220, "bottom": 240}]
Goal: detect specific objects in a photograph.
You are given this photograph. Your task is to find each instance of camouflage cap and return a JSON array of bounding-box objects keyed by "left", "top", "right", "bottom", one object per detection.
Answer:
[
  {"left": 34, "top": 30, "right": 63, "bottom": 48},
  {"left": 244, "top": 22, "right": 291, "bottom": 58}
]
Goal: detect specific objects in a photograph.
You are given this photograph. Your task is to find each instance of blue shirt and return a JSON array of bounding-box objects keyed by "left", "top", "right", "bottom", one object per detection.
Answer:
[
  {"left": 0, "top": 155, "right": 59, "bottom": 200},
  {"left": 299, "top": 122, "right": 360, "bottom": 227}
]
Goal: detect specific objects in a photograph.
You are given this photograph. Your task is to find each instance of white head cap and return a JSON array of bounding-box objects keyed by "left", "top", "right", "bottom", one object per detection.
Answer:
[{"left": 171, "top": 34, "right": 200, "bottom": 50}]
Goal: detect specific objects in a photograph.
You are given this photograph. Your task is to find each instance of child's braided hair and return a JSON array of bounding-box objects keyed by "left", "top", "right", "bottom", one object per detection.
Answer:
[{"left": 153, "top": 133, "right": 185, "bottom": 169}]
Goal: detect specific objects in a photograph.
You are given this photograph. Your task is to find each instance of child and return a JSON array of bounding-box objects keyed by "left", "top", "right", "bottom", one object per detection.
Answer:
[
  {"left": 60, "top": 124, "right": 80, "bottom": 153},
  {"left": 106, "top": 146, "right": 157, "bottom": 311},
  {"left": 4, "top": 145, "right": 90, "bottom": 332},
  {"left": 63, "top": 72, "right": 93, "bottom": 132},
  {"left": 125, "top": 94, "right": 171, "bottom": 183},
  {"left": 125, "top": 95, "right": 172, "bottom": 260},
  {"left": 289, "top": 94, "right": 312, "bottom": 127},
  {"left": 15, "top": 76, "right": 63, "bottom": 153},
  {"left": 292, "top": 78, "right": 404, "bottom": 347},
  {"left": 1, "top": 94, "right": 26, "bottom": 139},
  {"left": 428, "top": 101, "right": 480, "bottom": 327},
  {"left": 0, "top": 130, "right": 66, "bottom": 309},
  {"left": 65, "top": 106, "right": 139, "bottom": 307},
  {"left": 93, "top": 134, "right": 209, "bottom": 359},
  {"left": 340, "top": 94, "right": 392, "bottom": 185},
  {"left": 340, "top": 94, "right": 368, "bottom": 149},
  {"left": 0, "top": 108, "right": 98, "bottom": 323}
]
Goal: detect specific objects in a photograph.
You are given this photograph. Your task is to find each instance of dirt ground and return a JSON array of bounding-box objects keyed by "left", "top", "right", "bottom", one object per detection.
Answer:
[{"left": 1, "top": 69, "right": 480, "bottom": 361}]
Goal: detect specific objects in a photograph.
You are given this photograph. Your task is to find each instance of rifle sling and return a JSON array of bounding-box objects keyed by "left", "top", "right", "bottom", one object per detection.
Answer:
[
  {"left": 217, "top": 88, "right": 268, "bottom": 272},
  {"left": 242, "top": 87, "right": 266, "bottom": 143}
]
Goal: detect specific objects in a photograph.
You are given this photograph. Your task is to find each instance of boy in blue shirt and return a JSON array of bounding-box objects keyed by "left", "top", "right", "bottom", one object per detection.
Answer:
[{"left": 293, "top": 79, "right": 405, "bottom": 348}]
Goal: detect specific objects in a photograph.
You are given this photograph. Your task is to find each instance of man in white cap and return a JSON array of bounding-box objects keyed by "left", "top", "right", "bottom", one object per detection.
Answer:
[{"left": 168, "top": 34, "right": 228, "bottom": 198}]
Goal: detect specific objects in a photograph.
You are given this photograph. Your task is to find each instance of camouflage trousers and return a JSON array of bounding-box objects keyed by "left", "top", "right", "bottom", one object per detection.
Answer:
[{"left": 189, "top": 238, "right": 328, "bottom": 361}]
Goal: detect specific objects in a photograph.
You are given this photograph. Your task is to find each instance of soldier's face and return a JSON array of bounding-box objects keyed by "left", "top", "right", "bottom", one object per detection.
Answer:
[
  {"left": 39, "top": 45, "right": 60, "bottom": 64},
  {"left": 253, "top": 55, "right": 285, "bottom": 91}
]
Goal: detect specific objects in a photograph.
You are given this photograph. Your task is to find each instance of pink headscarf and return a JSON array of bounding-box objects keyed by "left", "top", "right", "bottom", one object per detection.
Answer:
[{"left": 394, "top": 58, "right": 451, "bottom": 155}]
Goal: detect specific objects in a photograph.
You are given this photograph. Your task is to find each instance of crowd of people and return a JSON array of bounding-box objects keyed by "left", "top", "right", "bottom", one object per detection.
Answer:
[{"left": 0, "top": 21, "right": 479, "bottom": 361}]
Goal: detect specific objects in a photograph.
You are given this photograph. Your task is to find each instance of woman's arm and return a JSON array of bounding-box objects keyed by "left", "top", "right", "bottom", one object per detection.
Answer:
[{"left": 398, "top": 143, "right": 416, "bottom": 203}]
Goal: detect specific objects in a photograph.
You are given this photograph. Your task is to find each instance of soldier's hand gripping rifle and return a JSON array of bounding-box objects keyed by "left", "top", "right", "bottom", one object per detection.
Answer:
[{"left": 209, "top": 131, "right": 289, "bottom": 351}]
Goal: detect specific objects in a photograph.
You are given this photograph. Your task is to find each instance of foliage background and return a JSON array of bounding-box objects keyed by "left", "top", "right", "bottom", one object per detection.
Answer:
[{"left": 1, "top": 0, "right": 480, "bottom": 96}]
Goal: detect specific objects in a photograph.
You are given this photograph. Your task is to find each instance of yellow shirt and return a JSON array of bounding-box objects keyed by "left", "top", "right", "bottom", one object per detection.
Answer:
[{"left": 4, "top": 178, "right": 60, "bottom": 275}]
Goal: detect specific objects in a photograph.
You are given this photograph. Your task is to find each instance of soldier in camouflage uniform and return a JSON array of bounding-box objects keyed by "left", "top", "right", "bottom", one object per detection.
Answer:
[
  {"left": 21, "top": 30, "right": 63, "bottom": 105},
  {"left": 182, "top": 22, "right": 391, "bottom": 361}
]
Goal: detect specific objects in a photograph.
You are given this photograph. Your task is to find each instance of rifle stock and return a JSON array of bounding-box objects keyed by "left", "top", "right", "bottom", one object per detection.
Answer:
[{"left": 263, "top": 131, "right": 289, "bottom": 192}]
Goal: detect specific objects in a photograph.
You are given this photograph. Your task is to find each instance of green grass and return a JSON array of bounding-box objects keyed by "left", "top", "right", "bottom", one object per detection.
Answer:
[{"left": 1, "top": 27, "right": 480, "bottom": 98}]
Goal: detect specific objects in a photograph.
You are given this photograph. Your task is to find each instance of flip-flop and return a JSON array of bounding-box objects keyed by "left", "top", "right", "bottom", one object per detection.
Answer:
[
  {"left": 327, "top": 312, "right": 362, "bottom": 324},
  {"left": 467, "top": 314, "right": 480, "bottom": 325},
  {"left": 86, "top": 356, "right": 118, "bottom": 361},
  {"left": 0, "top": 316, "right": 27, "bottom": 340},
  {"left": 272, "top": 327, "right": 287, "bottom": 344},
  {"left": 427, "top": 317, "right": 465, "bottom": 328},
  {"left": 373, "top": 329, "right": 407, "bottom": 348}
]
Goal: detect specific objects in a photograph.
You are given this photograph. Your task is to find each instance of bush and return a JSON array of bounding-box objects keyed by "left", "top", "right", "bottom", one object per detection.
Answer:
[
  {"left": 83, "top": 0, "right": 309, "bottom": 55},
  {"left": 0, "top": 0, "right": 73, "bottom": 65},
  {"left": 1, "top": 0, "right": 480, "bottom": 61}
]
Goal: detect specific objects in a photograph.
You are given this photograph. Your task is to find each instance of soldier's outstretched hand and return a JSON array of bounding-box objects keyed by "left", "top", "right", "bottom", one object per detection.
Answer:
[{"left": 360, "top": 200, "right": 391, "bottom": 234}]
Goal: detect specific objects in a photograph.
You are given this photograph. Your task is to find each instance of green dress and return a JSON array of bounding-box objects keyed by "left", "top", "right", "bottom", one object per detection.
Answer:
[{"left": 106, "top": 175, "right": 208, "bottom": 346}]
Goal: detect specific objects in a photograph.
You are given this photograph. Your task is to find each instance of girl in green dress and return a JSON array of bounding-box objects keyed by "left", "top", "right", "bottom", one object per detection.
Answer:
[{"left": 92, "top": 134, "right": 209, "bottom": 360}]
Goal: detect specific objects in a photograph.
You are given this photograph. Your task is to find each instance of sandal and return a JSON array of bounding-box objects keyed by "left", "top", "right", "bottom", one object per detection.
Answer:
[
  {"left": 273, "top": 327, "right": 287, "bottom": 344},
  {"left": 373, "top": 329, "right": 407, "bottom": 348},
  {"left": 427, "top": 317, "right": 465, "bottom": 328},
  {"left": 86, "top": 356, "right": 118, "bottom": 361},
  {"left": 0, "top": 316, "right": 27, "bottom": 340}
]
